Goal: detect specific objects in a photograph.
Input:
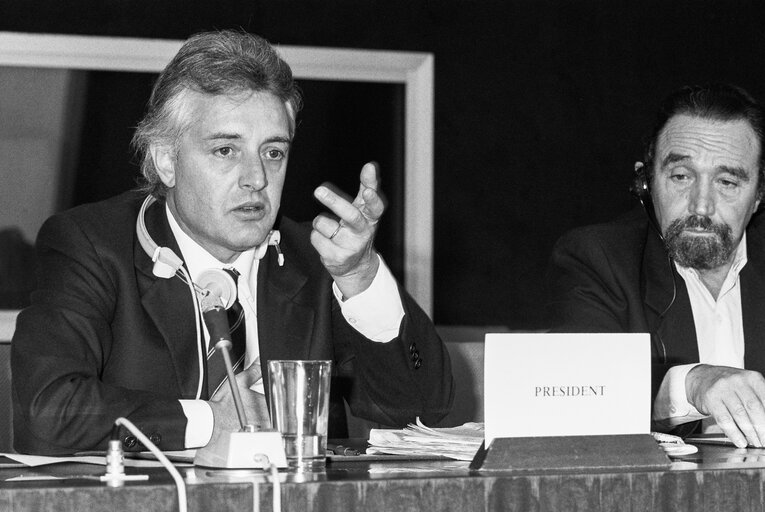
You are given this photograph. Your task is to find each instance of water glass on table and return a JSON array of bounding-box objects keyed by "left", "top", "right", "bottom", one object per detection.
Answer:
[{"left": 268, "top": 360, "right": 332, "bottom": 471}]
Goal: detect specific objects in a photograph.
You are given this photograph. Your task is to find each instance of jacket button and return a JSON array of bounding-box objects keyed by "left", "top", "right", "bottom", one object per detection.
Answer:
[
  {"left": 149, "top": 433, "right": 162, "bottom": 445},
  {"left": 414, "top": 358, "right": 422, "bottom": 369},
  {"left": 411, "top": 350, "right": 420, "bottom": 361},
  {"left": 409, "top": 343, "right": 417, "bottom": 354},
  {"left": 123, "top": 435, "right": 137, "bottom": 449}
]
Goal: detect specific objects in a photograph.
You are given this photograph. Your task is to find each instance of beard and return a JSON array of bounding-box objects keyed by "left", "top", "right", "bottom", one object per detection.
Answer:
[{"left": 663, "top": 215, "right": 736, "bottom": 270}]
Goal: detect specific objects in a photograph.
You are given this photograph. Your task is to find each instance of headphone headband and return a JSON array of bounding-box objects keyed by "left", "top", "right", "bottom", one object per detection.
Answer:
[{"left": 136, "top": 195, "right": 184, "bottom": 278}]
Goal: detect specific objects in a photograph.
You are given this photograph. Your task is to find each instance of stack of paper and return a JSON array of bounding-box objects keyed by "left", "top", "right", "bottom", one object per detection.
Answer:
[{"left": 367, "top": 419, "right": 484, "bottom": 461}]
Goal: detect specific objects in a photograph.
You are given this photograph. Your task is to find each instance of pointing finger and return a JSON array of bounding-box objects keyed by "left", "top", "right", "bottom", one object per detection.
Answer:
[
  {"left": 358, "top": 162, "right": 379, "bottom": 195},
  {"left": 355, "top": 163, "right": 385, "bottom": 221},
  {"left": 314, "top": 186, "right": 365, "bottom": 230}
]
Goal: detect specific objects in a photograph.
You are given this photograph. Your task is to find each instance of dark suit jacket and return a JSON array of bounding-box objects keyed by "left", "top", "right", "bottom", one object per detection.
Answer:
[
  {"left": 12, "top": 191, "right": 453, "bottom": 455},
  {"left": 547, "top": 207, "right": 765, "bottom": 401}
]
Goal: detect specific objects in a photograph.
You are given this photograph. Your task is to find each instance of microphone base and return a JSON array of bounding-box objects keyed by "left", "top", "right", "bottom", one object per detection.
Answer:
[{"left": 194, "top": 430, "right": 288, "bottom": 469}]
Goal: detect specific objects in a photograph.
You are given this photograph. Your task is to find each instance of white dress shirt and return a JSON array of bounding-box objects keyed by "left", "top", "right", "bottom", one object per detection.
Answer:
[
  {"left": 652, "top": 234, "right": 748, "bottom": 429},
  {"left": 164, "top": 205, "right": 405, "bottom": 447}
]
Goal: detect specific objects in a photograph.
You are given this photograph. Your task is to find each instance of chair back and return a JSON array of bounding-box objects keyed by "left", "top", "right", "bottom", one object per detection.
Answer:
[{"left": 0, "top": 310, "right": 18, "bottom": 453}]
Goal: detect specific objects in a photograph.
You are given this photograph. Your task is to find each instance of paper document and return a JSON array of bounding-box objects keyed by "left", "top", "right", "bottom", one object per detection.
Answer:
[
  {"left": 2, "top": 452, "right": 189, "bottom": 468},
  {"left": 367, "top": 419, "right": 484, "bottom": 461},
  {"left": 684, "top": 433, "right": 739, "bottom": 446}
]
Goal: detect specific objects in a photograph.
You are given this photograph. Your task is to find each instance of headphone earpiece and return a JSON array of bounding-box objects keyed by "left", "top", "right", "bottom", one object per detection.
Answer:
[
  {"left": 630, "top": 162, "right": 664, "bottom": 242},
  {"left": 630, "top": 162, "right": 651, "bottom": 202}
]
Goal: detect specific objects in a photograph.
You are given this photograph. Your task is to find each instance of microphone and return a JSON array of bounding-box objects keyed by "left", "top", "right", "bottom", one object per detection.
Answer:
[
  {"left": 194, "top": 291, "right": 287, "bottom": 469},
  {"left": 197, "top": 269, "right": 237, "bottom": 310}
]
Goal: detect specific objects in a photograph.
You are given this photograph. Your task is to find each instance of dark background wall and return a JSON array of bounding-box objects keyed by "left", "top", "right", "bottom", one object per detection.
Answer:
[{"left": 3, "top": 0, "right": 765, "bottom": 329}]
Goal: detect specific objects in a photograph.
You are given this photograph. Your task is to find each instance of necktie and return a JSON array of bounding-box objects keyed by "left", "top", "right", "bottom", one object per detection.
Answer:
[{"left": 206, "top": 268, "right": 247, "bottom": 398}]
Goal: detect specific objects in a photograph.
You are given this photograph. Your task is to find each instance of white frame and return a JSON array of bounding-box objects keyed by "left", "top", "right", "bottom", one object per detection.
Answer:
[
  {"left": 0, "top": 32, "right": 434, "bottom": 315},
  {"left": 0, "top": 310, "right": 18, "bottom": 342}
]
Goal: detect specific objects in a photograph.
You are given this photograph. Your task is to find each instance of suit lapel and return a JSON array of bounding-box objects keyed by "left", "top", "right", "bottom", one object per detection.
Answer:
[
  {"left": 742, "top": 220, "right": 765, "bottom": 371},
  {"left": 642, "top": 228, "right": 699, "bottom": 364},
  {"left": 134, "top": 197, "right": 202, "bottom": 397},
  {"left": 257, "top": 247, "right": 317, "bottom": 397}
]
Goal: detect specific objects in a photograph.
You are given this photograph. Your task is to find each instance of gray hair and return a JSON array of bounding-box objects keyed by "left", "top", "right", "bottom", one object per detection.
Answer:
[{"left": 132, "top": 30, "right": 303, "bottom": 197}]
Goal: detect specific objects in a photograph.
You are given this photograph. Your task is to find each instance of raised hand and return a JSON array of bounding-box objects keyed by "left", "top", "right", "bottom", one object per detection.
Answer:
[{"left": 311, "top": 162, "right": 386, "bottom": 298}]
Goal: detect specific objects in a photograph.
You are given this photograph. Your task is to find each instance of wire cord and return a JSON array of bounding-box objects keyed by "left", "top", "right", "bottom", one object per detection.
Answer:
[{"left": 114, "top": 417, "right": 188, "bottom": 512}]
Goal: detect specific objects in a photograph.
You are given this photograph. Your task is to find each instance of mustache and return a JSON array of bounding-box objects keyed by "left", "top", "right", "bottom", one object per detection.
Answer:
[{"left": 667, "top": 215, "right": 727, "bottom": 235}]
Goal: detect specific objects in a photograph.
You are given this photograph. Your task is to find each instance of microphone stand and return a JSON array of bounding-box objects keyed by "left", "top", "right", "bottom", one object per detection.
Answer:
[
  {"left": 216, "top": 338, "right": 253, "bottom": 432},
  {"left": 194, "top": 298, "right": 287, "bottom": 469}
]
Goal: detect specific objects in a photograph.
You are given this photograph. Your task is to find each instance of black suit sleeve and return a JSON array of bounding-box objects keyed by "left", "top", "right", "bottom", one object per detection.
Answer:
[
  {"left": 546, "top": 228, "right": 634, "bottom": 333},
  {"left": 547, "top": 220, "right": 694, "bottom": 416},
  {"left": 331, "top": 286, "right": 454, "bottom": 428},
  {"left": 12, "top": 212, "right": 186, "bottom": 455}
]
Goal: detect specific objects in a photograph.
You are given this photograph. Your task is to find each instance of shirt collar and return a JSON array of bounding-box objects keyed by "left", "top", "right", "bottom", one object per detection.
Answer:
[{"left": 733, "top": 232, "right": 748, "bottom": 275}]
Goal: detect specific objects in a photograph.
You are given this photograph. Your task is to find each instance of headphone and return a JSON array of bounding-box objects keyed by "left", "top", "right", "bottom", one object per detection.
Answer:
[
  {"left": 630, "top": 161, "right": 663, "bottom": 241},
  {"left": 135, "top": 194, "right": 284, "bottom": 307},
  {"left": 630, "top": 161, "right": 673, "bottom": 365},
  {"left": 630, "top": 162, "right": 649, "bottom": 200}
]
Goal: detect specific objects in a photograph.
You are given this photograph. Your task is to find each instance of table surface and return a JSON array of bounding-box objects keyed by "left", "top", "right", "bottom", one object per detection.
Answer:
[{"left": 1, "top": 441, "right": 765, "bottom": 512}]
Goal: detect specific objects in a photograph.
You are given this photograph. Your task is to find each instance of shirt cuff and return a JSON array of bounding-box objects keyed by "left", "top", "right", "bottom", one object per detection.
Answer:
[
  {"left": 332, "top": 254, "right": 404, "bottom": 343},
  {"left": 179, "top": 399, "right": 214, "bottom": 449},
  {"left": 652, "top": 363, "right": 707, "bottom": 426}
]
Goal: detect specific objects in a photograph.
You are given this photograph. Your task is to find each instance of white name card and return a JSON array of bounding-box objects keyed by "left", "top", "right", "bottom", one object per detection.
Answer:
[{"left": 484, "top": 333, "right": 650, "bottom": 446}]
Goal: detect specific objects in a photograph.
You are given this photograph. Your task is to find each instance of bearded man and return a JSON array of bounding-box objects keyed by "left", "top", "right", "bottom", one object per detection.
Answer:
[{"left": 547, "top": 83, "right": 765, "bottom": 448}]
